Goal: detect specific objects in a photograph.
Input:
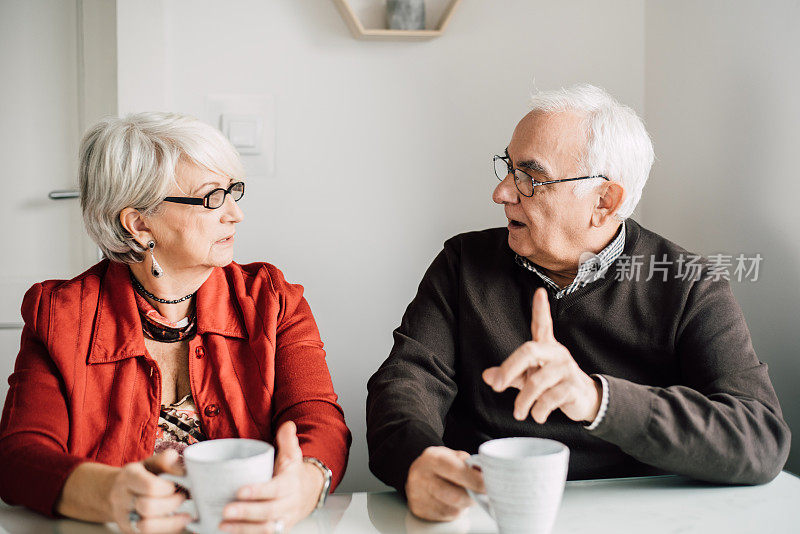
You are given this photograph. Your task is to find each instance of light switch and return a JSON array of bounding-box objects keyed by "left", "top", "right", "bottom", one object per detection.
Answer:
[
  {"left": 221, "top": 114, "right": 262, "bottom": 154},
  {"left": 205, "top": 94, "right": 276, "bottom": 177}
]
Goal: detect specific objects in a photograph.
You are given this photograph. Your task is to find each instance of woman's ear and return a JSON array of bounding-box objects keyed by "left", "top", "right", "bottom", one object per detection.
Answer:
[
  {"left": 591, "top": 181, "right": 625, "bottom": 227},
  {"left": 119, "top": 207, "right": 153, "bottom": 247}
]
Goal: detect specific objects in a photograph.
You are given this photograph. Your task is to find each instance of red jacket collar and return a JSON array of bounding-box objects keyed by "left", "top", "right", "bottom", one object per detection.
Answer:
[{"left": 87, "top": 261, "right": 247, "bottom": 364}]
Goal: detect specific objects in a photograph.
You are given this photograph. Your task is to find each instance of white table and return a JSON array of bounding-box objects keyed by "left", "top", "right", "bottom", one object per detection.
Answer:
[{"left": 2, "top": 472, "right": 799, "bottom": 533}]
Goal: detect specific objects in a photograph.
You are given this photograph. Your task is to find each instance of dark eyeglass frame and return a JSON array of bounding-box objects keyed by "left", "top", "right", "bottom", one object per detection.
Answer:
[
  {"left": 163, "top": 181, "right": 245, "bottom": 209},
  {"left": 493, "top": 155, "right": 608, "bottom": 197}
]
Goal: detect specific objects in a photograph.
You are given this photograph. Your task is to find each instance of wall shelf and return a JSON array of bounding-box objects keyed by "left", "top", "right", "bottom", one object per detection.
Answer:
[{"left": 332, "top": 0, "right": 462, "bottom": 41}]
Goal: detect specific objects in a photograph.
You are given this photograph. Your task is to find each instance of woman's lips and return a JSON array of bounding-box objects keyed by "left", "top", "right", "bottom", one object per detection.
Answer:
[{"left": 216, "top": 235, "right": 235, "bottom": 244}]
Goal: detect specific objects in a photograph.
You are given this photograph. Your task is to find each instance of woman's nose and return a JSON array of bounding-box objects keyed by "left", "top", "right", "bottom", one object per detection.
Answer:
[{"left": 221, "top": 193, "right": 244, "bottom": 223}]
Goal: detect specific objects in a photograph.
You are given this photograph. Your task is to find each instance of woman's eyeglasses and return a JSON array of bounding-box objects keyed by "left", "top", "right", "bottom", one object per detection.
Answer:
[{"left": 163, "top": 181, "right": 245, "bottom": 209}]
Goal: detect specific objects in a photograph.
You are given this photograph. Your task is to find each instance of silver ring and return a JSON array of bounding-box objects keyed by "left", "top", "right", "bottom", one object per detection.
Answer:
[
  {"left": 128, "top": 510, "right": 142, "bottom": 532},
  {"left": 271, "top": 519, "right": 285, "bottom": 534}
]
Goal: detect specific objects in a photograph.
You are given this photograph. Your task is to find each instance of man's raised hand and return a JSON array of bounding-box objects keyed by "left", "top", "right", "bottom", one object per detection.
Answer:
[{"left": 482, "top": 288, "right": 602, "bottom": 424}]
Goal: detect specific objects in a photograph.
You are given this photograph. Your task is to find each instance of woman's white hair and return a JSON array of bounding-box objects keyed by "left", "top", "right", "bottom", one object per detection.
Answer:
[
  {"left": 78, "top": 111, "right": 245, "bottom": 263},
  {"left": 528, "top": 84, "right": 654, "bottom": 219}
]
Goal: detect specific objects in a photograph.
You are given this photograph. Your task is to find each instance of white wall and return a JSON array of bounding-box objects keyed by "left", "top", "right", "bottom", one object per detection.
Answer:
[
  {"left": 0, "top": 0, "right": 116, "bottom": 410},
  {"left": 117, "top": 0, "right": 645, "bottom": 491},
  {"left": 0, "top": 0, "right": 81, "bottom": 405},
  {"left": 643, "top": 0, "right": 800, "bottom": 474}
]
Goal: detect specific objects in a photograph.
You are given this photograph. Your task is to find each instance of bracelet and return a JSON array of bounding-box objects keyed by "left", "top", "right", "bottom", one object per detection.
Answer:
[{"left": 302, "top": 457, "right": 332, "bottom": 509}]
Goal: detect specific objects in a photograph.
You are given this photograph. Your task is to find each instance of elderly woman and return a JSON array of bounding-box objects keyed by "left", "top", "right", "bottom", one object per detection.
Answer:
[{"left": 0, "top": 112, "right": 351, "bottom": 533}]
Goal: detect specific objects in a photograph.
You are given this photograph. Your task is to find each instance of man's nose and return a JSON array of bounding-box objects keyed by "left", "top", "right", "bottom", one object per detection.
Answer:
[{"left": 492, "top": 174, "right": 519, "bottom": 204}]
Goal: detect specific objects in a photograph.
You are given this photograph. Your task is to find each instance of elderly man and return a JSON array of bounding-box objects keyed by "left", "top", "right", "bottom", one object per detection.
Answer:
[{"left": 366, "top": 84, "right": 791, "bottom": 521}]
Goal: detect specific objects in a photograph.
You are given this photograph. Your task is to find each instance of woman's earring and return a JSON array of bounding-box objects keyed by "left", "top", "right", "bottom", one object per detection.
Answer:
[{"left": 148, "top": 240, "right": 164, "bottom": 278}]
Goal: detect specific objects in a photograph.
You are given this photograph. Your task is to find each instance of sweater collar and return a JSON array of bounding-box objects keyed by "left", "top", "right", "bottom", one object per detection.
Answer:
[
  {"left": 515, "top": 221, "right": 627, "bottom": 299},
  {"left": 87, "top": 261, "right": 247, "bottom": 364}
]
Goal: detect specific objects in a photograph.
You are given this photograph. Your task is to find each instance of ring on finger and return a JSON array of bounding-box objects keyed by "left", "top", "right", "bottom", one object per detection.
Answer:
[
  {"left": 128, "top": 510, "right": 142, "bottom": 533},
  {"left": 271, "top": 519, "right": 285, "bottom": 534},
  {"left": 128, "top": 494, "right": 141, "bottom": 532}
]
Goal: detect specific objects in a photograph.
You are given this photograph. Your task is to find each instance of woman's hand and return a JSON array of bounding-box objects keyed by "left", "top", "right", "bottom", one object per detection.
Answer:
[
  {"left": 108, "top": 449, "right": 192, "bottom": 534},
  {"left": 220, "top": 421, "right": 325, "bottom": 533}
]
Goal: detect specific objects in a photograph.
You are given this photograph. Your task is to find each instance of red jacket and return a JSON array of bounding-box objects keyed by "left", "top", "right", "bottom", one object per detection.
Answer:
[{"left": 0, "top": 260, "right": 351, "bottom": 516}]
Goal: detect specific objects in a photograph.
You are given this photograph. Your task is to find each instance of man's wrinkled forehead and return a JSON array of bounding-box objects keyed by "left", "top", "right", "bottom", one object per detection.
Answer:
[{"left": 508, "top": 110, "right": 588, "bottom": 176}]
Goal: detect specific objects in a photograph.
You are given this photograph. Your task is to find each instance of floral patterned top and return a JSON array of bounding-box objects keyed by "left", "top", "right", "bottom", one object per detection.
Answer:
[{"left": 154, "top": 394, "right": 208, "bottom": 456}]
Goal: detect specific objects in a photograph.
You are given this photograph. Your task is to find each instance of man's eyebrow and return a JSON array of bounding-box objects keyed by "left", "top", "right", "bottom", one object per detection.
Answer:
[
  {"left": 517, "top": 159, "right": 551, "bottom": 179},
  {"left": 505, "top": 147, "right": 553, "bottom": 180}
]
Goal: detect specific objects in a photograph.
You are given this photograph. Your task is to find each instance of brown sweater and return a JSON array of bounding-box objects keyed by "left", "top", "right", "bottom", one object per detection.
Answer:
[{"left": 366, "top": 220, "right": 790, "bottom": 494}]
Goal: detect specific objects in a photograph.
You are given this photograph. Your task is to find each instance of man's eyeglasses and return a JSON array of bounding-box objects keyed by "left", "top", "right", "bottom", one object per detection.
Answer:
[
  {"left": 493, "top": 155, "right": 608, "bottom": 197},
  {"left": 163, "top": 181, "right": 245, "bottom": 209}
]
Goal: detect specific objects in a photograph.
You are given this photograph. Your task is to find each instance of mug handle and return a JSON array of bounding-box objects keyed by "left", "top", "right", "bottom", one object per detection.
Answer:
[
  {"left": 159, "top": 473, "right": 201, "bottom": 532},
  {"left": 464, "top": 455, "right": 493, "bottom": 519}
]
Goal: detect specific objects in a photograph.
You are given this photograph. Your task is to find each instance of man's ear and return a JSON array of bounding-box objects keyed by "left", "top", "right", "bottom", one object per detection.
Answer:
[
  {"left": 591, "top": 181, "right": 625, "bottom": 227},
  {"left": 119, "top": 207, "right": 153, "bottom": 247}
]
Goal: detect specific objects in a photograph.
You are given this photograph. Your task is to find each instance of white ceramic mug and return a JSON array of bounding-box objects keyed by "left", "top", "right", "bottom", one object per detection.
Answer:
[
  {"left": 465, "top": 437, "right": 569, "bottom": 534},
  {"left": 160, "top": 438, "right": 274, "bottom": 534}
]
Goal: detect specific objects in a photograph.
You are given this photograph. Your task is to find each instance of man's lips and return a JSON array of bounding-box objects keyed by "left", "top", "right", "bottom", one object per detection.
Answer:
[{"left": 507, "top": 217, "right": 526, "bottom": 228}]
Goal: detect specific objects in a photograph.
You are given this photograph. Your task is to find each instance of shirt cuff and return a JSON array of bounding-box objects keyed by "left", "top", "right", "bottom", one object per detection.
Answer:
[{"left": 584, "top": 374, "right": 609, "bottom": 430}]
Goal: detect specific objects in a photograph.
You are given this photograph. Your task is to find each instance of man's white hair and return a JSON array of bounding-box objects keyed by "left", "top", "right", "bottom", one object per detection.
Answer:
[
  {"left": 78, "top": 111, "right": 245, "bottom": 263},
  {"left": 528, "top": 84, "right": 654, "bottom": 219}
]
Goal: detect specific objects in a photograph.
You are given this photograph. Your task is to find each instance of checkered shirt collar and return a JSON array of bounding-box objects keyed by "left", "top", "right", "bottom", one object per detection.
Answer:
[{"left": 515, "top": 221, "right": 626, "bottom": 299}]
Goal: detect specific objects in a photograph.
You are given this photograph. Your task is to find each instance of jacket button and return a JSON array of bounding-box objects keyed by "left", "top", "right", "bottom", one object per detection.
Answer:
[
  {"left": 195, "top": 346, "right": 205, "bottom": 358},
  {"left": 204, "top": 404, "right": 220, "bottom": 417}
]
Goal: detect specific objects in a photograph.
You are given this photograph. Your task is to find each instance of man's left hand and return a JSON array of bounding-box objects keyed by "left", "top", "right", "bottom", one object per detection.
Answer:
[{"left": 482, "top": 287, "right": 602, "bottom": 424}]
